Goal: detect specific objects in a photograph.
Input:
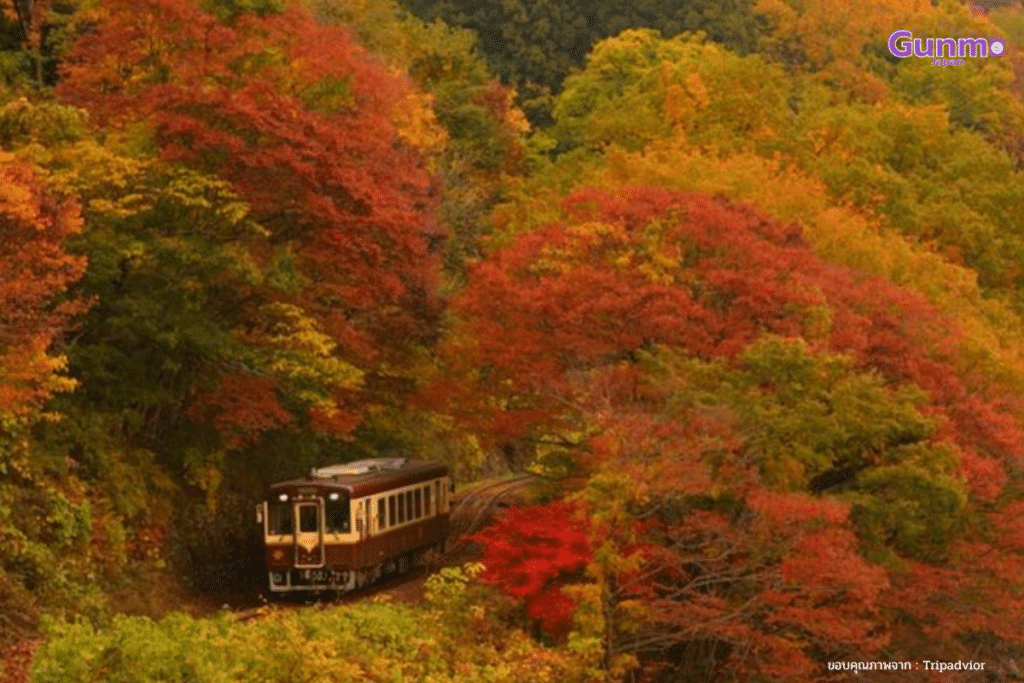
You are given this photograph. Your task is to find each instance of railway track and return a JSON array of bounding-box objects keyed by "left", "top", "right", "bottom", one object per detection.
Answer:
[{"left": 445, "top": 474, "right": 535, "bottom": 554}]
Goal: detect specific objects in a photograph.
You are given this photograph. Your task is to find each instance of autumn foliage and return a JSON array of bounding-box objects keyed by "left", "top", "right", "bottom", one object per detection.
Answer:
[
  {"left": 0, "top": 154, "right": 86, "bottom": 418},
  {"left": 471, "top": 500, "right": 591, "bottom": 641},
  {"left": 57, "top": 0, "right": 444, "bottom": 440},
  {"left": 7, "top": 0, "right": 1024, "bottom": 679},
  {"left": 440, "top": 187, "right": 1008, "bottom": 444},
  {"left": 455, "top": 186, "right": 1024, "bottom": 679}
]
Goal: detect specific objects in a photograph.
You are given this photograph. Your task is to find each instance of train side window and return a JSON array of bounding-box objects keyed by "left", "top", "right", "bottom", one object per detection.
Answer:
[
  {"left": 435, "top": 481, "right": 441, "bottom": 514},
  {"left": 268, "top": 502, "right": 293, "bottom": 534},
  {"left": 424, "top": 485, "right": 432, "bottom": 516},
  {"left": 326, "top": 496, "right": 350, "bottom": 534},
  {"left": 414, "top": 488, "right": 422, "bottom": 519},
  {"left": 365, "top": 499, "right": 371, "bottom": 535},
  {"left": 391, "top": 494, "right": 399, "bottom": 525},
  {"left": 378, "top": 498, "right": 386, "bottom": 530},
  {"left": 405, "top": 491, "right": 413, "bottom": 521}
]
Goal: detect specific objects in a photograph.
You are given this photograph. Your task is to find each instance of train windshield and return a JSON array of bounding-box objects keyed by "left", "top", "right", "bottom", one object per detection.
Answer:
[
  {"left": 267, "top": 502, "right": 293, "bottom": 535},
  {"left": 326, "top": 493, "right": 350, "bottom": 533}
]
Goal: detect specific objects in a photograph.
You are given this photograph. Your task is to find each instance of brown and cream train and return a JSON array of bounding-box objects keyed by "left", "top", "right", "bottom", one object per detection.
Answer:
[{"left": 257, "top": 458, "right": 450, "bottom": 592}]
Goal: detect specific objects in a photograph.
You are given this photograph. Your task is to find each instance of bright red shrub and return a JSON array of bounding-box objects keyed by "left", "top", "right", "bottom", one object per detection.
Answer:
[{"left": 471, "top": 500, "right": 592, "bottom": 641}]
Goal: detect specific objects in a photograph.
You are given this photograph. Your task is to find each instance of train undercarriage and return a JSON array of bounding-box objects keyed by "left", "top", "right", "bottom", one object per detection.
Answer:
[{"left": 267, "top": 541, "right": 445, "bottom": 592}]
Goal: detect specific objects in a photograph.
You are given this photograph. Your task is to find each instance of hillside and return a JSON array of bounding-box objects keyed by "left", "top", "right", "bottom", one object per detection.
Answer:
[{"left": 4, "top": 0, "right": 1024, "bottom": 680}]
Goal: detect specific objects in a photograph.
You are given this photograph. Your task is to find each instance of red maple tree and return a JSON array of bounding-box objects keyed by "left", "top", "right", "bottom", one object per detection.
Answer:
[
  {"left": 471, "top": 499, "right": 592, "bottom": 641},
  {"left": 440, "top": 186, "right": 1024, "bottom": 677},
  {"left": 57, "top": 0, "right": 444, "bottom": 439}
]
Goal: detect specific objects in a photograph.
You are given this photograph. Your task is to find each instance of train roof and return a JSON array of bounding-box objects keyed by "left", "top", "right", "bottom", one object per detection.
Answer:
[{"left": 268, "top": 458, "right": 448, "bottom": 497}]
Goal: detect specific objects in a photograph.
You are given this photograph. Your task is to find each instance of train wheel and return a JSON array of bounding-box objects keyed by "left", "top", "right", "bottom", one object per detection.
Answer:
[{"left": 398, "top": 554, "right": 409, "bottom": 574}]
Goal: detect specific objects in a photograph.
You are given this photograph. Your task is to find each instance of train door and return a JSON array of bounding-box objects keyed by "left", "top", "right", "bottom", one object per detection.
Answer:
[{"left": 294, "top": 501, "right": 324, "bottom": 568}]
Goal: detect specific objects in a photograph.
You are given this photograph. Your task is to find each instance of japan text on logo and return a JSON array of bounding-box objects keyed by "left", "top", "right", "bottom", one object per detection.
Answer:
[{"left": 887, "top": 26, "right": 1006, "bottom": 68}]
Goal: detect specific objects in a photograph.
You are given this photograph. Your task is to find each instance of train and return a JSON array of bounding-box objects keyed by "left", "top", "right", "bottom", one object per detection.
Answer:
[{"left": 256, "top": 458, "right": 451, "bottom": 592}]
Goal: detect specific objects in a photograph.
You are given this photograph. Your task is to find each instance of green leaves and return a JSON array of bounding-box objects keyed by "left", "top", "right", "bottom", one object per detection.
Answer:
[
  {"left": 850, "top": 460, "right": 967, "bottom": 565},
  {"left": 399, "top": 0, "right": 767, "bottom": 124},
  {"left": 730, "top": 339, "right": 936, "bottom": 487},
  {"left": 31, "top": 587, "right": 601, "bottom": 683},
  {"left": 643, "top": 338, "right": 967, "bottom": 564}
]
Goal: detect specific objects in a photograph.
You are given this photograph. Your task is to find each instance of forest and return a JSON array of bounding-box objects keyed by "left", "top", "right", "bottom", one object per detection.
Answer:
[{"left": 4, "top": 0, "right": 1024, "bottom": 680}]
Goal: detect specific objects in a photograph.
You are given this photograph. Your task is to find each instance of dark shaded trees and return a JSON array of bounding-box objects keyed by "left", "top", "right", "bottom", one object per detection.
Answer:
[{"left": 397, "top": 0, "right": 768, "bottom": 123}]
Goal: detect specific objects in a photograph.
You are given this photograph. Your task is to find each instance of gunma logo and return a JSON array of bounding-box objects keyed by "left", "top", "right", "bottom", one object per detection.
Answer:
[{"left": 888, "top": 22, "right": 1006, "bottom": 67}]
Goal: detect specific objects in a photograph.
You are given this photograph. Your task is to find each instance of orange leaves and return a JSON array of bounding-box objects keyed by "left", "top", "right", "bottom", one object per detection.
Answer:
[
  {"left": 755, "top": 0, "right": 922, "bottom": 100},
  {"left": 447, "top": 185, "right": 1024, "bottom": 524},
  {"left": 441, "top": 186, "right": 878, "bottom": 439},
  {"left": 660, "top": 66, "right": 709, "bottom": 130},
  {"left": 746, "top": 489, "right": 850, "bottom": 528},
  {"left": 583, "top": 411, "right": 720, "bottom": 501},
  {"left": 441, "top": 180, "right": 1024, "bottom": 673},
  {"left": 0, "top": 157, "right": 85, "bottom": 341},
  {"left": 0, "top": 155, "right": 86, "bottom": 418},
  {"left": 189, "top": 373, "right": 293, "bottom": 449},
  {"left": 955, "top": 448, "right": 1007, "bottom": 502},
  {"left": 308, "top": 404, "right": 362, "bottom": 437},
  {"left": 58, "top": 0, "right": 443, "bottom": 365},
  {"left": 612, "top": 484, "right": 890, "bottom": 678},
  {"left": 57, "top": 0, "right": 223, "bottom": 117}
]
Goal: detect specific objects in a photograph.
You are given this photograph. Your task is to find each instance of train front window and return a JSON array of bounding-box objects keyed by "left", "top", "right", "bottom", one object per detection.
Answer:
[
  {"left": 299, "top": 505, "right": 318, "bottom": 533},
  {"left": 268, "top": 502, "right": 293, "bottom": 535},
  {"left": 326, "top": 495, "right": 350, "bottom": 534}
]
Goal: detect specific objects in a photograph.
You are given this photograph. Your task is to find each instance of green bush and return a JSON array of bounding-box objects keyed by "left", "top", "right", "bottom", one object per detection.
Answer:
[{"left": 31, "top": 566, "right": 606, "bottom": 683}]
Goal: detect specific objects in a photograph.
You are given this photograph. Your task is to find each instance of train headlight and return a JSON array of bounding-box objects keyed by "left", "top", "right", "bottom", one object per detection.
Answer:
[
  {"left": 278, "top": 493, "right": 288, "bottom": 502},
  {"left": 329, "top": 492, "right": 339, "bottom": 501},
  {"left": 271, "top": 573, "right": 284, "bottom": 583}
]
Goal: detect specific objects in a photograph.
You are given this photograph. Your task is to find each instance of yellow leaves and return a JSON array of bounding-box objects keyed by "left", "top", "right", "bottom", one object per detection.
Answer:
[
  {"left": 0, "top": 345, "right": 77, "bottom": 422},
  {"left": 567, "top": 220, "right": 621, "bottom": 240},
  {"left": 660, "top": 64, "right": 709, "bottom": 130},
  {"left": 391, "top": 88, "right": 448, "bottom": 159},
  {"left": 262, "top": 302, "right": 336, "bottom": 359},
  {"left": 258, "top": 302, "right": 365, "bottom": 392},
  {"left": 505, "top": 99, "right": 532, "bottom": 136},
  {"left": 85, "top": 193, "right": 151, "bottom": 220},
  {"left": 756, "top": 0, "right": 928, "bottom": 100},
  {"left": 10, "top": 131, "right": 152, "bottom": 213},
  {"left": 685, "top": 72, "right": 710, "bottom": 109},
  {"left": 530, "top": 221, "right": 626, "bottom": 276}
]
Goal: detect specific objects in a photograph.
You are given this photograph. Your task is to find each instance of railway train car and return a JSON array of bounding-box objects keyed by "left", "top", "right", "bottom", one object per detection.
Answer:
[{"left": 257, "top": 458, "right": 451, "bottom": 592}]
